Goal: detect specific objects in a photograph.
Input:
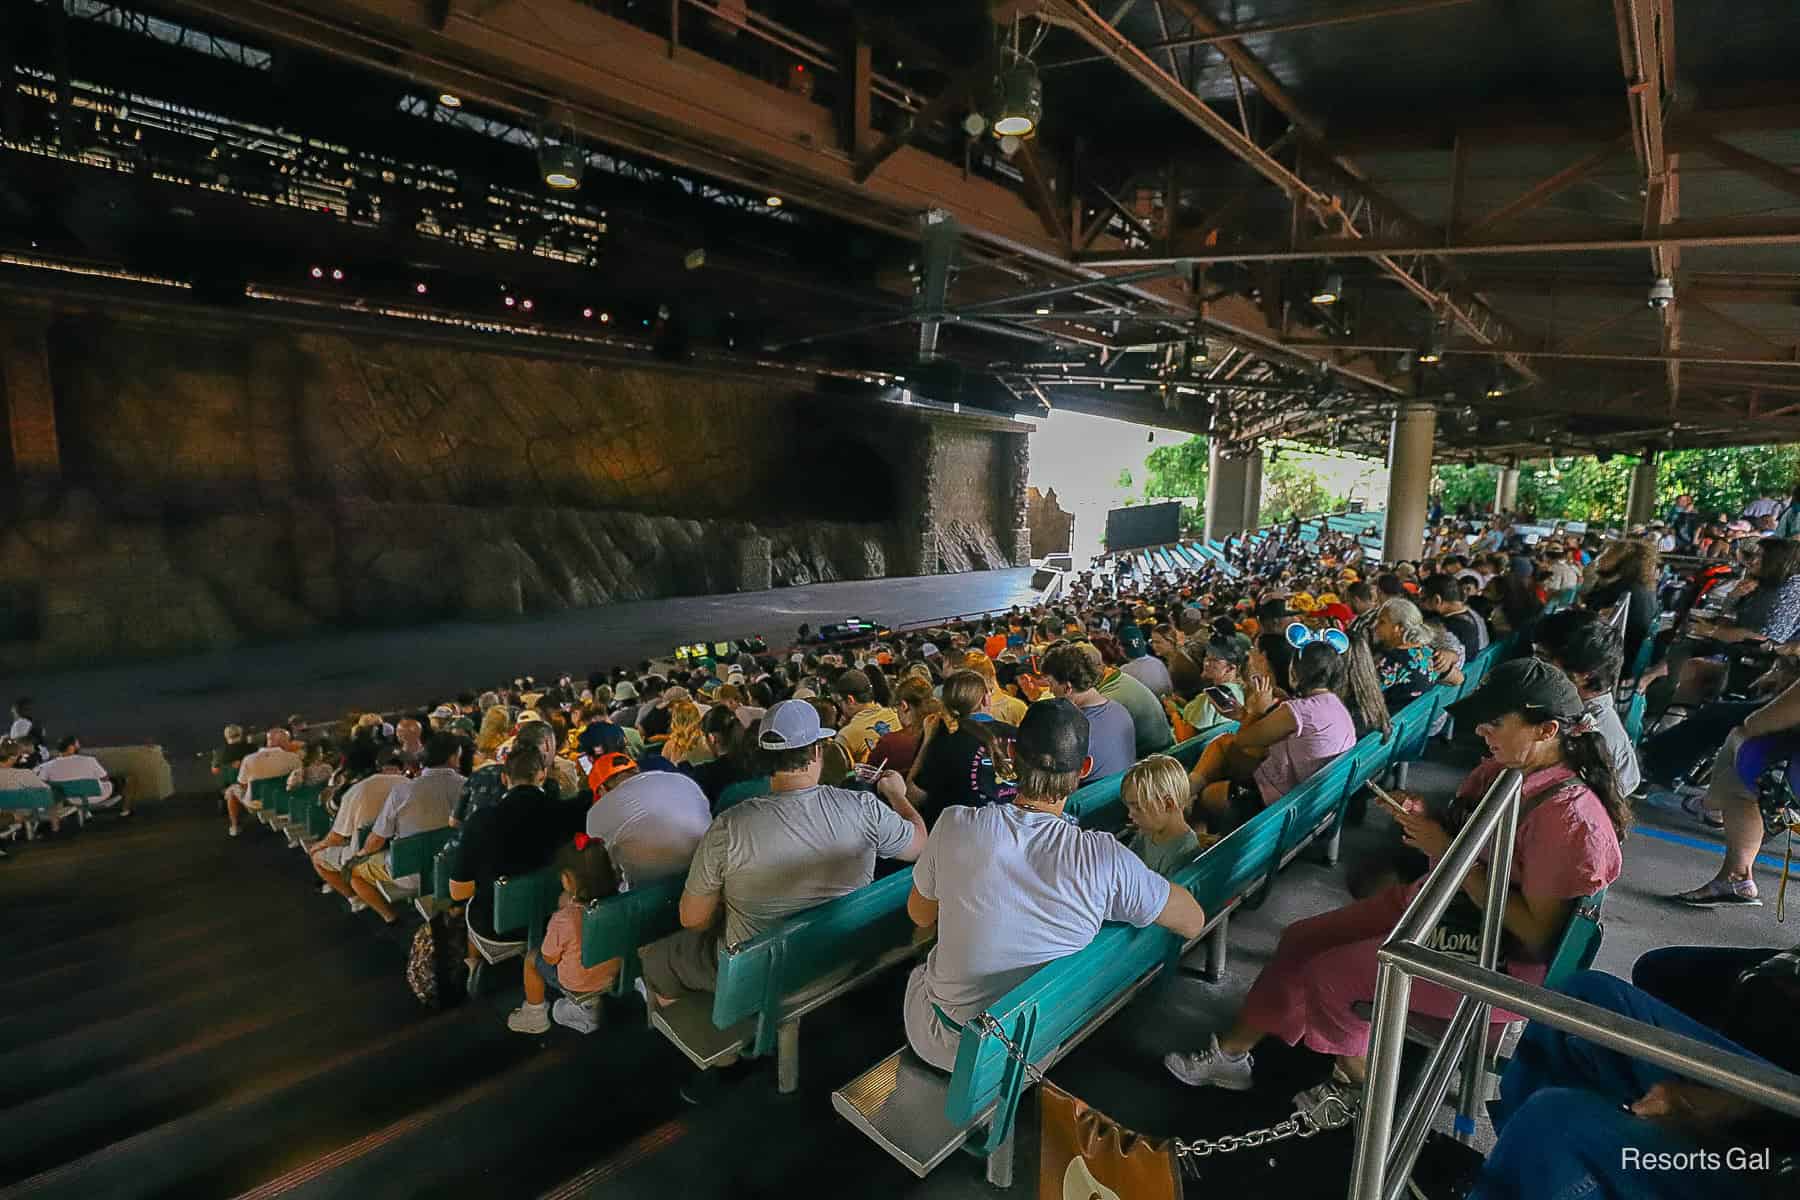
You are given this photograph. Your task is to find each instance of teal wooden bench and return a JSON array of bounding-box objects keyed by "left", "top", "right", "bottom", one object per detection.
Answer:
[
  {"left": 281, "top": 784, "right": 327, "bottom": 849},
  {"left": 652, "top": 869, "right": 929, "bottom": 1094},
  {"left": 48, "top": 777, "right": 110, "bottom": 826},
  {"left": 579, "top": 876, "right": 686, "bottom": 997},
  {"left": 0, "top": 786, "right": 61, "bottom": 840},
  {"left": 468, "top": 864, "right": 563, "bottom": 994},
  {"left": 249, "top": 775, "right": 286, "bottom": 826},
  {"left": 380, "top": 825, "right": 457, "bottom": 910}
]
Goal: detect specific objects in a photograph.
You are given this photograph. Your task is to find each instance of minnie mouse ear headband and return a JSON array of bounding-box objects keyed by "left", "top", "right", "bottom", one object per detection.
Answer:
[{"left": 1286, "top": 621, "right": 1349, "bottom": 654}]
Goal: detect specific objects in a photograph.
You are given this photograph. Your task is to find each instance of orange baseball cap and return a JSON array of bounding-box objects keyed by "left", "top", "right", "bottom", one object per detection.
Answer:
[{"left": 586, "top": 752, "right": 637, "bottom": 792}]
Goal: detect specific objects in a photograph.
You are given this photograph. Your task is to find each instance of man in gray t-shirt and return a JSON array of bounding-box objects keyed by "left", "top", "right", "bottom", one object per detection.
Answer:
[
  {"left": 1040, "top": 644, "right": 1137, "bottom": 780},
  {"left": 640, "top": 700, "right": 926, "bottom": 1002},
  {"left": 903, "top": 699, "right": 1208, "bottom": 1071}
]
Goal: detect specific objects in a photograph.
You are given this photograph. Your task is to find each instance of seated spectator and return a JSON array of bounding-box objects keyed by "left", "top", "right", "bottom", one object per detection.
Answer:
[
  {"left": 1533, "top": 610, "right": 1642, "bottom": 796},
  {"left": 8, "top": 697, "right": 43, "bottom": 767},
  {"left": 36, "top": 735, "right": 127, "bottom": 816},
  {"left": 872, "top": 676, "right": 939, "bottom": 775},
  {"left": 1466, "top": 962, "right": 1797, "bottom": 1199},
  {"left": 903, "top": 699, "right": 1207, "bottom": 1071},
  {"left": 449, "top": 743, "right": 583, "bottom": 952},
  {"left": 393, "top": 718, "right": 425, "bottom": 770},
  {"left": 287, "top": 740, "right": 335, "bottom": 792},
  {"left": 1188, "top": 641, "right": 1355, "bottom": 833},
  {"left": 453, "top": 718, "right": 562, "bottom": 827},
  {"left": 475, "top": 706, "right": 511, "bottom": 764},
  {"left": 661, "top": 700, "right": 707, "bottom": 767},
  {"left": 1371, "top": 599, "right": 1440, "bottom": 712},
  {"left": 960, "top": 653, "right": 1026, "bottom": 725},
  {"left": 584, "top": 750, "right": 711, "bottom": 888},
  {"left": 681, "top": 704, "right": 754, "bottom": 808},
  {"left": 1419, "top": 574, "right": 1489, "bottom": 657},
  {"left": 350, "top": 732, "right": 465, "bottom": 923},
  {"left": 1164, "top": 659, "right": 1625, "bottom": 1116},
  {"left": 1122, "top": 754, "right": 1204, "bottom": 876},
  {"left": 1092, "top": 641, "right": 1175, "bottom": 755},
  {"left": 1172, "top": 637, "right": 1246, "bottom": 735},
  {"left": 212, "top": 724, "right": 252, "bottom": 791},
  {"left": 1584, "top": 537, "right": 1658, "bottom": 669},
  {"left": 1122, "top": 627, "right": 1175, "bottom": 698},
  {"left": 1670, "top": 673, "right": 1800, "bottom": 908},
  {"left": 506, "top": 835, "right": 624, "bottom": 1035},
  {"left": 831, "top": 670, "right": 900, "bottom": 763},
  {"left": 1039, "top": 644, "right": 1137, "bottom": 780},
  {"left": 226, "top": 727, "right": 303, "bottom": 837},
  {"left": 0, "top": 736, "right": 61, "bottom": 841},
  {"left": 906, "top": 671, "right": 1019, "bottom": 825},
  {"left": 310, "top": 749, "right": 406, "bottom": 909},
  {"left": 639, "top": 700, "right": 926, "bottom": 1009}
]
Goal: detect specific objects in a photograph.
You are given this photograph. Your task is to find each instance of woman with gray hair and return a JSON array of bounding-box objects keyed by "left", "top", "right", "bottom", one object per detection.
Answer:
[{"left": 1372, "top": 597, "right": 1439, "bottom": 713}]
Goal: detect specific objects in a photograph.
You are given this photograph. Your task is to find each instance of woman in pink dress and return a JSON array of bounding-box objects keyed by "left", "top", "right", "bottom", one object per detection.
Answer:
[{"left": 1163, "top": 657, "right": 1627, "bottom": 1115}]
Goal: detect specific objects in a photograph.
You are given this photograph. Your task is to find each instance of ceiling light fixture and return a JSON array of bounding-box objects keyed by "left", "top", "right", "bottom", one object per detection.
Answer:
[
  {"left": 1311, "top": 272, "right": 1343, "bottom": 306},
  {"left": 438, "top": 92, "right": 463, "bottom": 109},
  {"left": 990, "top": 59, "right": 1042, "bottom": 138},
  {"left": 309, "top": 266, "right": 322, "bottom": 279},
  {"left": 1484, "top": 366, "right": 1506, "bottom": 398},
  {"left": 582, "top": 307, "right": 593, "bottom": 319},
  {"left": 521, "top": 299, "right": 534, "bottom": 311},
  {"left": 765, "top": 195, "right": 783, "bottom": 208},
  {"left": 599, "top": 311, "right": 611, "bottom": 323},
  {"left": 330, "top": 268, "right": 344, "bottom": 281},
  {"left": 415, "top": 282, "right": 428, "bottom": 295},
  {"left": 537, "top": 128, "right": 585, "bottom": 191},
  {"left": 1417, "top": 323, "right": 1445, "bottom": 365},
  {"left": 1647, "top": 275, "right": 1675, "bottom": 310}
]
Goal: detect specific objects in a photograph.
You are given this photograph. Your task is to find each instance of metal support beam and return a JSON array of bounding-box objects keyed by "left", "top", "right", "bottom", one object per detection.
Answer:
[
  {"left": 853, "top": 53, "right": 993, "bottom": 182},
  {"left": 1687, "top": 131, "right": 1800, "bottom": 202},
  {"left": 1044, "top": 0, "right": 1478, "bottom": 67},
  {"left": 1461, "top": 137, "right": 1627, "bottom": 235}
]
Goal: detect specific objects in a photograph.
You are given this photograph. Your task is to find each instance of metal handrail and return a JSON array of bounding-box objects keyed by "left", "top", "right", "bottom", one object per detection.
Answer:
[{"left": 1349, "top": 767, "right": 1800, "bottom": 1200}]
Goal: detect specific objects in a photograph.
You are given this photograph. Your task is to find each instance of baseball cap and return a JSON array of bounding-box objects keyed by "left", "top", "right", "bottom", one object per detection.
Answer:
[
  {"left": 587, "top": 752, "right": 637, "bottom": 791},
  {"left": 758, "top": 699, "right": 836, "bottom": 750},
  {"left": 515, "top": 710, "right": 545, "bottom": 725},
  {"left": 1015, "top": 698, "right": 1090, "bottom": 773},
  {"left": 919, "top": 642, "right": 940, "bottom": 658},
  {"left": 614, "top": 681, "right": 639, "bottom": 701},
  {"left": 1446, "top": 658, "right": 1585, "bottom": 728}
]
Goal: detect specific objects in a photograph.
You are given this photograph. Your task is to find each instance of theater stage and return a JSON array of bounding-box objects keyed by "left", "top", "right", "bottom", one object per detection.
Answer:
[{"left": 15, "top": 568, "right": 1041, "bottom": 760}]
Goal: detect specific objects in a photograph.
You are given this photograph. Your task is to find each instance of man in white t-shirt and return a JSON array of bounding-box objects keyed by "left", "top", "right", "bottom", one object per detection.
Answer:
[
  {"left": 350, "top": 733, "right": 464, "bottom": 922},
  {"left": 902, "top": 699, "right": 1208, "bottom": 1071},
  {"left": 227, "top": 727, "right": 302, "bottom": 837},
  {"left": 640, "top": 701, "right": 926, "bottom": 1007},
  {"left": 0, "top": 736, "right": 61, "bottom": 844},
  {"left": 310, "top": 751, "right": 406, "bottom": 910},
  {"left": 584, "top": 752, "right": 712, "bottom": 889},
  {"left": 35, "top": 735, "right": 126, "bottom": 815}
]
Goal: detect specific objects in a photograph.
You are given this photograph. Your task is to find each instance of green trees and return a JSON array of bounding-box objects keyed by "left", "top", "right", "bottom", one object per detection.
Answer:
[
  {"left": 1263, "top": 453, "right": 1342, "bottom": 523},
  {"left": 1431, "top": 444, "right": 1800, "bottom": 524},
  {"left": 1141, "top": 435, "right": 1211, "bottom": 534}
]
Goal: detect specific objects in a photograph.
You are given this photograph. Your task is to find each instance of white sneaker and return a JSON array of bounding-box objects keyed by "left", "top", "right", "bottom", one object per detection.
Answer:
[
  {"left": 320, "top": 882, "right": 335, "bottom": 894},
  {"left": 228, "top": 826, "right": 240, "bottom": 838},
  {"left": 552, "top": 998, "right": 601, "bottom": 1034},
  {"left": 1163, "top": 1034, "right": 1254, "bottom": 1091},
  {"left": 347, "top": 898, "right": 368, "bottom": 914},
  {"left": 507, "top": 1002, "right": 551, "bottom": 1034}
]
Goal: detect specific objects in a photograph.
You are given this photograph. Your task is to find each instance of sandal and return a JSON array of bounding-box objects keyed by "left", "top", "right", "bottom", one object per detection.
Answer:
[{"left": 1679, "top": 792, "right": 1725, "bottom": 829}]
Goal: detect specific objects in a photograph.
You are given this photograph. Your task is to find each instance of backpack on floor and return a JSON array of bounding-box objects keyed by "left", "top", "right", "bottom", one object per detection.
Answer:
[{"left": 406, "top": 911, "right": 467, "bottom": 1009}]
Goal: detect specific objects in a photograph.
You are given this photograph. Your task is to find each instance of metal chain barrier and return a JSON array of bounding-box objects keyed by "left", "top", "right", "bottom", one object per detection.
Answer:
[{"left": 971, "top": 1013, "right": 1359, "bottom": 1179}]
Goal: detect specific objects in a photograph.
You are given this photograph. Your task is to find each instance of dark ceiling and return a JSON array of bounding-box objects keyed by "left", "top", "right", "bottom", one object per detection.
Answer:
[{"left": 5, "top": 0, "right": 1800, "bottom": 461}]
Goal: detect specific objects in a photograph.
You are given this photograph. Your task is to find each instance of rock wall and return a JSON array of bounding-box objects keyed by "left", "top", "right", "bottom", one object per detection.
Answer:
[
  {"left": 0, "top": 306, "right": 1028, "bottom": 670},
  {"left": 1028, "top": 486, "right": 1075, "bottom": 559}
]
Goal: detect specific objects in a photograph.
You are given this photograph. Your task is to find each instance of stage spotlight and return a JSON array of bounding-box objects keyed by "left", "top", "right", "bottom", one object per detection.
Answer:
[
  {"left": 309, "top": 266, "right": 323, "bottom": 279},
  {"left": 991, "top": 60, "right": 1042, "bottom": 137},
  {"left": 438, "top": 92, "right": 463, "bottom": 109},
  {"left": 1311, "top": 272, "right": 1343, "bottom": 306},
  {"left": 538, "top": 132, "right": 584, "bottom": 191}
]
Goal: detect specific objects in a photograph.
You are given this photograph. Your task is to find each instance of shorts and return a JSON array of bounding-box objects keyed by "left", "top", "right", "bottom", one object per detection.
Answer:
[
  {"left": 533, "top": 948, "right": 565, "bottom": 997},
  {"left": 313, "top": 842, "right": 354, "bottom": 873},
  {"left": 901, "top": 963, "right": 959, "bottom": 1073},
  {"left": 353, "top": 856, "right": 392, "bottom": 886},
  {"left": 639, "top": 927, "right": 721, "bottom": 1000}
]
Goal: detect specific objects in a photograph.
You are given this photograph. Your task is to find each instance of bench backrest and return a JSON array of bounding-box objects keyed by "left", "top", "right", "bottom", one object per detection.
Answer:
[
  {"left": 250, "top": 775, "right": 286, "bottom": 812},
  {"left": 390, "top": 825, "right": 456, "bottom": 879},
  {"left": 491, "top": 865, "right": 563, "bottom": 950},
  {"left": 50, "top": 777, "right": 106, "bottom": 800},
  {"left": 1621, "top": 692, "right": 1647, "bottom": 746},
  {"left": 712, "top": 868, "right": 918, "bottom": 1054},
  {"left": 580, "top": 876, "right": 686, "bottom": 996},
  {"left": 1543, "top": 888, "right": 1608, "bottom": 991},
  {"left": 0, "top": 786, "right": 56, "bottom": 813},
  {"left": 1067, "top": 726, "right": 1232, "bottom": 827}
]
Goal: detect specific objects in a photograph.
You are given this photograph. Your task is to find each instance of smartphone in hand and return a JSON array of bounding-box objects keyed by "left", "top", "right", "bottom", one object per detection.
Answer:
[{"left": 1368, "top": 781, "right": 1409, "bottom": 817}]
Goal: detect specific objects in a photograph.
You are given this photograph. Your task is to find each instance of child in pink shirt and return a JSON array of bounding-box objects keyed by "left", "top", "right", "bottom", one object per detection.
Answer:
[{"left": 507, "top": 836, "right": 622, "bottom": 1035}]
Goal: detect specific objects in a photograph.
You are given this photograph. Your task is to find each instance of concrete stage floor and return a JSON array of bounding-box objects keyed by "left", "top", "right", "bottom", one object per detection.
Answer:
[{"left": 13, "top": 568, "right": 1040, "bottom": 760}]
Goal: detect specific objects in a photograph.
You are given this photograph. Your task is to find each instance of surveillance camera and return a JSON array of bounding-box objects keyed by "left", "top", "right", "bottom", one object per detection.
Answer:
[{"left": 1647, "top": 276, "right": 1675, "bottom": 309}]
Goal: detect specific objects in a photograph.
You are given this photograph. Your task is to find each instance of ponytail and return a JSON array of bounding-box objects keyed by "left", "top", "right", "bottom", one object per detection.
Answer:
[{"left": 1558, "top": 728, "right": 1632, "bottom": 839}]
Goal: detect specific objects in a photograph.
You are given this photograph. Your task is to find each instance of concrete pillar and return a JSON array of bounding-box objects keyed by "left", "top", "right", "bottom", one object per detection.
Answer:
[
  {"left": 1382, "top": 402, "right": 1436, "bottom": 563},
  {"left": 1240, "top": 449, "right": 1263, "bottom": 532},
  {"left": 1626, "top": 454, "right": 1658, "bottom": 528},
  {"left": 1495, "top": 463, "right": 1520, "bottom": 513},
  {"left": 1204, "top": 440, "right": 1249, "bottom": 543}
]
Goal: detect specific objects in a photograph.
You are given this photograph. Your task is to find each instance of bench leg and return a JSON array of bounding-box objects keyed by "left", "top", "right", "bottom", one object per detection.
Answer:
[
  {"left": 1205, "top": 915, "right": 1229, "bottom": 982},
  {"left": 776, "top": 1018, "right": 800, "bottom": 1095},
  {"left": 984, "top": 1121, "right": 1016, "bottom": 1189},
  {"left": 1322, "top": 821, "right": 1343, "bottom": 866},
  {"left": 1393, "top": 761, "right": 1410, "bottom": 790}
]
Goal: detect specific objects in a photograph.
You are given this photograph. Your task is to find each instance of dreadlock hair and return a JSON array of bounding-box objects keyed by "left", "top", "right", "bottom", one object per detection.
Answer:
[{"left": 1341, "top": 610, "right": 1393, "bottom": 739}]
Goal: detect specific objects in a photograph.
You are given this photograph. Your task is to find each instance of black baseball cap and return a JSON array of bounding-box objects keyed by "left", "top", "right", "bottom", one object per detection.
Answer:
[
  {"left": 1446, "top": 658, "right": 1585, "bottom": 727},
  {"left": 1016, "top": 698, "right": 1090, "bottom": 773}
]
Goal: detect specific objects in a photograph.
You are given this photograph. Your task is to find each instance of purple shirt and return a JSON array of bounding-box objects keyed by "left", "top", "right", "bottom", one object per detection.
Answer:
[{"left": 1253, "top": 691, "right": 1356, "bottom": 806}]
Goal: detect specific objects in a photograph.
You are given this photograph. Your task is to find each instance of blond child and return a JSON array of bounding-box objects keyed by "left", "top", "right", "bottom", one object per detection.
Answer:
[
  {"left": 1121, "top": 755, "right": 1204, "bottom": 877},
  {"left": 507, "top": 835, "right": 624, "bottom": 1035}
]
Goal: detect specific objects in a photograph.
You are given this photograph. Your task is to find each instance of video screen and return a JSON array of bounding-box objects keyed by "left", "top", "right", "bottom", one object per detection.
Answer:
[{"left": 713, "top": 641, "right": 732, "bottom": 657}]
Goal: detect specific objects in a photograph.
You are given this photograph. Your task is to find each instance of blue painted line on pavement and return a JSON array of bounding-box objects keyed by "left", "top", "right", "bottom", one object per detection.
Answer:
[{"left": 1634, "top": 824, "right": 1786, "bottom": 873}]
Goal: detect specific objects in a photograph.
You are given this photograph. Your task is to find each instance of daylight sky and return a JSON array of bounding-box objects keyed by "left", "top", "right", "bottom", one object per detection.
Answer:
[{"left": 1025, "top": 409, "right": 1391, "bottom": 562}]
